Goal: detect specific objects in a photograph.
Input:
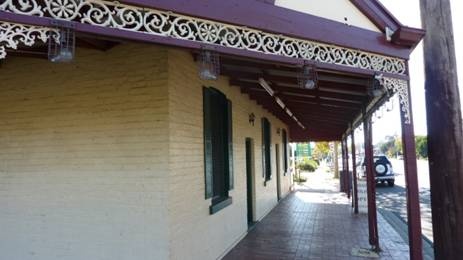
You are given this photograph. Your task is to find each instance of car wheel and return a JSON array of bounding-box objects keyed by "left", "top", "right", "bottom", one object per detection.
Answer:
[
  {"left": 387, "top": 180, "right": 395, "bottom": 187},
  {"left": 375, "top": 162, "right": 388, "bottom": 175}
]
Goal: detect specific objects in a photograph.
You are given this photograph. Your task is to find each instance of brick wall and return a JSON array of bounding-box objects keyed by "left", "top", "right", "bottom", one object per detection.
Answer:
[
  {"left": 166, "top": 49, "right": 292, "bottom": 260},
  {"left": 0, "top": 44, "right": 171, "bottom": 260},
  {"left": 0, "top": 43, "right": 292, "bottom": 260}
]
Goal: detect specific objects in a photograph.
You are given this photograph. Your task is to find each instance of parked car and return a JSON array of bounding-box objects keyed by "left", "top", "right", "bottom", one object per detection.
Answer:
[{"left": 358, "top": 155, "right": 395, "bottom": 187}]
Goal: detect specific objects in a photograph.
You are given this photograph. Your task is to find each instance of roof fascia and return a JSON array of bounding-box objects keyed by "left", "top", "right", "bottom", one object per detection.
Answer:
[
  {"left": 119, "top": 0, "right": 413, "bottom": 59},
  {"left": 349, "top": 0, "right": 425, "bottom": 49}
]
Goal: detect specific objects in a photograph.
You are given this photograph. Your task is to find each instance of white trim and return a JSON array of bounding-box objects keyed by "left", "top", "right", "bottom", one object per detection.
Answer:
[
  {"left": 0, "top": 22, "right": 58, "bottom": 59},
  {"left": 0, "top": 0, "right": 406, "bottom": 75}
]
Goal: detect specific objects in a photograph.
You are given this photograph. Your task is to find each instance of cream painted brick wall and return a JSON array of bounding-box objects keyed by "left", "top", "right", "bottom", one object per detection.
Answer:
[
  {"left": 167, "top": 49, "right": 292, "bottom": 260},
  {"left": 0, "top": 43, "right": 293, "bottom": 260},
  {"left": 0, "top": 44, "right": 171, "bottom": 260}
]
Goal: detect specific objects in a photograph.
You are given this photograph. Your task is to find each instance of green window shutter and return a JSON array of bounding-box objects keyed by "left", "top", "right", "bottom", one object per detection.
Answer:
[
  {"left": 262, "top": 117, "right": 272, "bottom": 181},
  {"left": 203, "top": 87, "right": 213, "bottom": 199},
  {"left": 262, "top": 117, "right": 266, "bottom": 179},
  {"left": 267, "top": 120, "right": 272, "bottom": 180},
  {"left": 227, "top": 99, "right": 234, "bottom": 190}
]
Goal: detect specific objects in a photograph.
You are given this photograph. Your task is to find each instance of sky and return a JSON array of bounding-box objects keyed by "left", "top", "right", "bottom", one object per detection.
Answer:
[{"left": 370, "top": 0, "right": 462, "bottom": 143}]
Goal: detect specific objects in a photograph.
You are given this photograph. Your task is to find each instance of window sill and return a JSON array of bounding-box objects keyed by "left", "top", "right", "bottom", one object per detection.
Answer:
[{"left": 209, "top": 197, "right": 232, "bottom": 215}]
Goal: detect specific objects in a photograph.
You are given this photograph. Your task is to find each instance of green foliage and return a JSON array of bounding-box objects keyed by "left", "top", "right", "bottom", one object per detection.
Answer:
[
  {"left": 297, "top": 158, "right": 319, "bottom": 172},
  {"left": 376, "top": 135, "right": 427, "bottom": 159},
  {"left": 312, "top": 142, "right": 330, "bottom": 161},
  {"left": 378, "top": 135, "right": 402, "bottom": 158},
  {"left": 415, "top": 135, "right": 428, "bottom": 159}
]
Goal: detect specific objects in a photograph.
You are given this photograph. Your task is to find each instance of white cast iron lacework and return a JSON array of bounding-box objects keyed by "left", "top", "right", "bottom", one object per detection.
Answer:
[
  {"left": 0, "top": 0, "right": 407, "bottom": 75},
  {"left": 379, "top": 76, "right": 411, "bottom": 124},
  {"left": 0, "top": 22, "right": 58, "bottom": 59}
]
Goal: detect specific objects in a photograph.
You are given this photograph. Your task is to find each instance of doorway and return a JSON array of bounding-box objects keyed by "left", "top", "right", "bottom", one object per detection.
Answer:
[
  {"left": 276, "top": 143, "right": 281, "bottom": 201},
  {"left": 245, "top": 138, "right": 256, "bottom": 228}
]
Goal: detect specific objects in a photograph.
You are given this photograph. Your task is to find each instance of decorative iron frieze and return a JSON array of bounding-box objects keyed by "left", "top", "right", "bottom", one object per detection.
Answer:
[
  {"left": 0, "top": 22, "right": 58, "bottom": 59},
  {"left": 0, "top": 0, "right": 407, "bottom": 75},
  {"left": 378, "top": 76, "right": 411, "bottom": 124}
]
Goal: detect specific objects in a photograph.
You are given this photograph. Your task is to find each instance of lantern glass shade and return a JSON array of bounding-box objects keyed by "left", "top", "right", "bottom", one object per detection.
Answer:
[
  {"left": 298, "top": 64, "right": 318, "bottom": 90},
  {"left": 369, "top": 78, "right": 385, "bottom": 97},
  {"left": 48, "top": 25, "right": 75, "bottom": 63},
  {"left": 198, "top": 50, "right": 220, "bottom": 80}
]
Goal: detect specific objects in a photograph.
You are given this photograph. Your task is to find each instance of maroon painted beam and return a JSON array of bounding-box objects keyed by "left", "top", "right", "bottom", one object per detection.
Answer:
[
  {"left": 288, "top": 98, "right": 362, "bottom": 110},
  {"left": 239, "top": 87, "right": 364, "bottom": 110},
  {"left": 291, "top": 106, "right": 358, "bottom": 116},
  {"left": 119, "top": 0, "right": 415, "bottom": 58},
  {"left": 229, "top": 79, "right": 367, "bottom": 102},
  {"left": 363, "top": 114, "right": 380, "bottom": 251},
  {"left": 350, "top": 0, "right": 401, "bottom": 32},
  {"left": 349, "top": 0, "right": 425, "bottom": 48},
  {"left": 222, "top": 57, "right": 374, "bottom": 85},
  {"left": 226, "top": 71, "right": 368, "bottom": 94},
  {"left": 0, "top": 11, "right": 409, "bottom": 79}
]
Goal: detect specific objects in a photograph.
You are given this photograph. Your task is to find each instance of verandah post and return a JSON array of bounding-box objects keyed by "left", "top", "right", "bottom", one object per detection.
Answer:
[
  {"left": 346, "top": 136, "right": 351, "bottom": 199},
  {"left": 351, "top": 129, "right": 359, "bottom": 214},
  {"left": 334, "top": 141, "right": 339, "bottom": 179},
  {"left": 400, "top": 81, "right": 423, "bottom": 260},
  {"left": 341, "top": 137, "right": 346, "bottom": 192},
  {"left": 363, "top": 113, "right": 379, "bottom": 250}
]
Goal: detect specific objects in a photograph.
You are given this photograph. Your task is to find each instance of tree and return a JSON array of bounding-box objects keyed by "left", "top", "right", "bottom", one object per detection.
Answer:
[
  {"left": 312, "top": 142, "right": 330, "bottom": 161},
  {"left": 415, "top": 136, "right": 428, "bottom": 159},
  {"left": 377, "top": 135, "right": 402, "bottom": 158}
]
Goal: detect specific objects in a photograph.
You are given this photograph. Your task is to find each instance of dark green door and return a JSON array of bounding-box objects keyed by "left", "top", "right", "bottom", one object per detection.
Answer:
[
  {"left": 245, "top": 138, "right": 254, "bottom": 227},
  {"left": 276, "top": 143, "right": 281, "bottom": 201}
]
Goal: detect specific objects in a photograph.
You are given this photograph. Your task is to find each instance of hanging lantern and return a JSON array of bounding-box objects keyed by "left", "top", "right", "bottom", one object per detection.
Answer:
[
  {"left": 368, "top": 74, "right": 385, "bottom": 97},
  {"left": 48, "top": 20, "right": 75, "bottom": 63},
  {"left": 198, "top": 49, "right": 220, "bottom": 80},
  {"left": 298, "top": 64, "right": 318, "bottom": 90}
]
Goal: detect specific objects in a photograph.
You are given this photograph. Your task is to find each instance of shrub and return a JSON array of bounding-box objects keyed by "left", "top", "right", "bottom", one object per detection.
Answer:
[{"left": 297, "top": 158, "right": 319, "bottom": 172}]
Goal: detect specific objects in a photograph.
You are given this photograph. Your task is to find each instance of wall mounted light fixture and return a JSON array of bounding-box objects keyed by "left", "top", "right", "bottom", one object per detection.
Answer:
[
  {"left": 249, "top": 113, "right": 255, "bottom": 126},
  {"left": 198, "top": 49, "right": 220, "bottom": 80}
]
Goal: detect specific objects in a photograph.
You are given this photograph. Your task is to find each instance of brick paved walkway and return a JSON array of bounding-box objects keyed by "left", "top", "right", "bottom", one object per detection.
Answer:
[{"left": 224, "top": 172, "right": 410, "bottom": 260}]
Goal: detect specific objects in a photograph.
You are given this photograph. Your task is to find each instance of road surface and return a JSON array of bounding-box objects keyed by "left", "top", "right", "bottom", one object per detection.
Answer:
[{"left": 375, "top": 159, "right": 433, "bottom": 242}]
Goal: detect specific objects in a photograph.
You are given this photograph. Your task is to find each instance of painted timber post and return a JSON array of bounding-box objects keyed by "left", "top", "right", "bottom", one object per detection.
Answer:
[
  {"left": 363, "top": 112, "right": 379, "bottom": 251},
  {"left": 334, "top": 142, "right": 339, "bottom": 179},
  {"left": 346, "top": 137, "right": 351, "bottom": 199},
  {"left": 341, "top": 138, "right": 346, "bottom": 192},
  {"left": 351, "top": 129, "right": 359, "bottom": 214},
  {"left": 400, "top": 81, "right": 423, "bottom": 260},
  {"left": 420, "top": 0, "right": 463, "bottom": 258}
]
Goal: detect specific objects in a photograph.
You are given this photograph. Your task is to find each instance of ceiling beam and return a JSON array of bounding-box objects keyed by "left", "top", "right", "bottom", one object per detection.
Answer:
[
  {"left": 222, "top": 62, "right": 370, "bottom": 87},
  {"left": 246, "top": 90, "right": 363, "bottom": 109},
  {"left": 230, "top": 79, "right": 367, "bottom": 102}
]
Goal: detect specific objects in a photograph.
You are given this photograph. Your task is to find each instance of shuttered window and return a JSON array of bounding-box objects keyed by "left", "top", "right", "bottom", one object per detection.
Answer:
[
  {"left": 262, "top": 117, "right": 272, "bottom": 183},
  {"left": 282, "top": 129, "right": 288, "bottom": 175},
  {"left": 203, "top": 87, "right": 233, "bottom": 214}
]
